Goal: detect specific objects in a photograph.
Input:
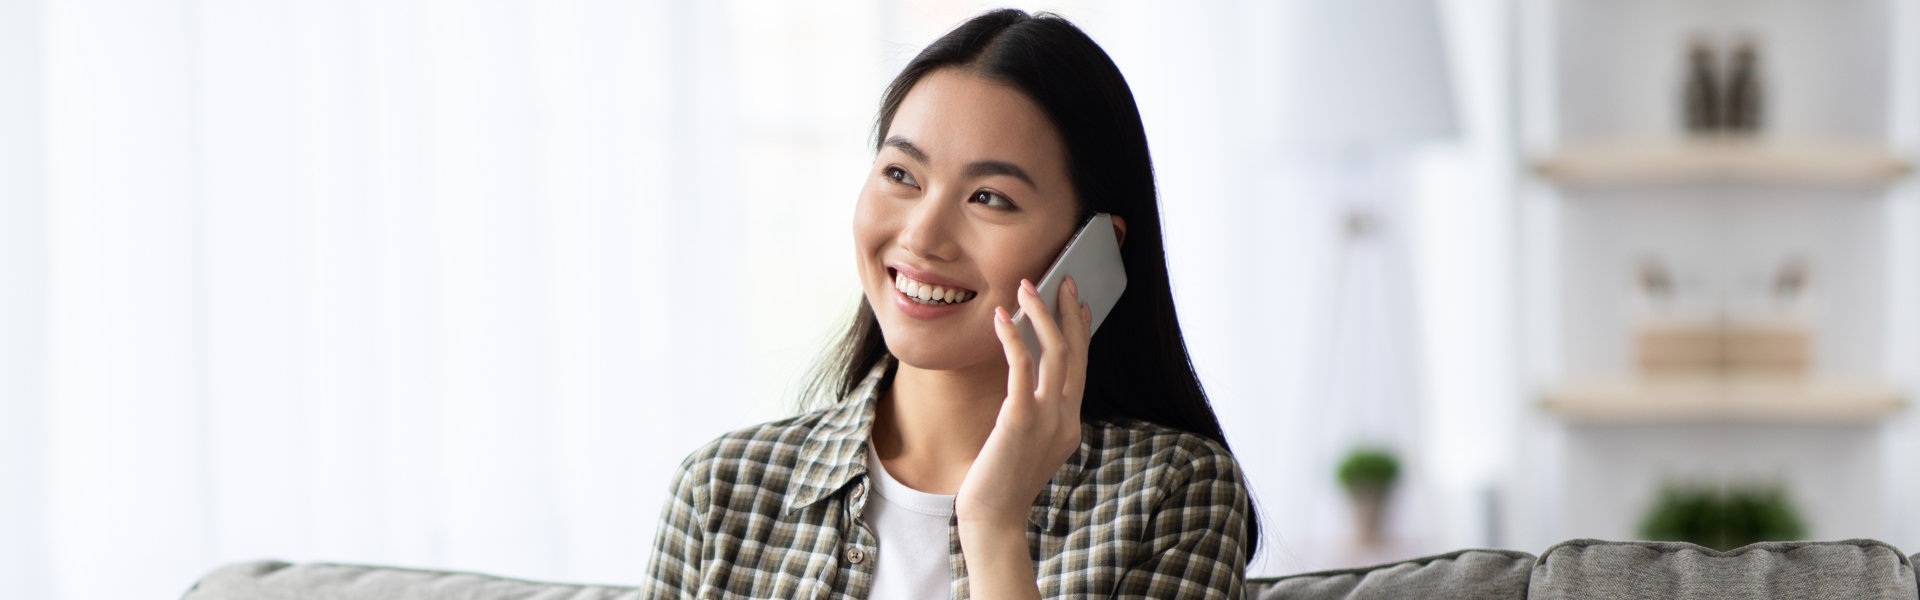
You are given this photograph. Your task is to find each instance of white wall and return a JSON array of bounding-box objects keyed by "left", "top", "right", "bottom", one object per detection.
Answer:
[
  {"left": 0, "top": 0, "right": 53, "bottom": 596},
  {"left": 2, "top": 1, "right": 1525, "bottom": 597}
]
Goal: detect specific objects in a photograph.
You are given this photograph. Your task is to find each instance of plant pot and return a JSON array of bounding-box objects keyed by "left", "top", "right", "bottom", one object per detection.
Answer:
[{"left": 1347, "top": 485, "right": 1391, "bottom": 547}]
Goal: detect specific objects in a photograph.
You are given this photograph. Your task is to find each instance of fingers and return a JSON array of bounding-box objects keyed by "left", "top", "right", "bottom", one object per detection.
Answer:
[
  {"left": 1057, "top": 276, "right": 1091, "bottom": 404},
  {"left": 1017, "top": 279, "right": 1069, "bottom": 398},
  {"left": 992, "top": 305, "right": 1035, "bottom": 402},
  {"left": 1057, "top": 275, "right": 1091, "bottom": 344}
]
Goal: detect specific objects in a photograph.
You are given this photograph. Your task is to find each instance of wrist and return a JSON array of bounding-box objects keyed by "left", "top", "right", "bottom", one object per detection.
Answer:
[
  {"left": 958, "top": 517, "right": 1040, "bottom": 600},
  {"left": 957, "top": 515, "right": 1028, "bottom": 540},
  {"left": 955, "top": 497, "right": 1034, "bottom": 533}
]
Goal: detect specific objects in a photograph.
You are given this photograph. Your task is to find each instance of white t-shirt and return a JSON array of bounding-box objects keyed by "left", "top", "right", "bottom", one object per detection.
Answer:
[{"left": 861, "top": 446, "right": 956, "bottom": 599}]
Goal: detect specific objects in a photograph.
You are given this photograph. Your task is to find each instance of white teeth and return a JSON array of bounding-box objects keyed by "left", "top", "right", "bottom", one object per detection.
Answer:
[{"left": 891, "top": 270, "right": 975, "bottom": 305}]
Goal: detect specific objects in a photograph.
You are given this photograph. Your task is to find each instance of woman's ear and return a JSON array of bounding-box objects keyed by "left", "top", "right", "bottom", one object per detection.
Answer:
[{"left": 1110, "top": 215, "right": 1127, "bottom": 248}]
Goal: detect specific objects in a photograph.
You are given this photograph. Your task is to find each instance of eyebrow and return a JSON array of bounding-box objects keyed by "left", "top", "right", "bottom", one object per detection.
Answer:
[{"left": 883, "top": 135, "right": 1040, "bottom": 191}]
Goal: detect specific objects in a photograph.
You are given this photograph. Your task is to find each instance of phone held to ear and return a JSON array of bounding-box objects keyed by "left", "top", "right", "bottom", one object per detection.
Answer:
[{"left": 1011, "top": 212, "right": 1127, "bottom": 360}]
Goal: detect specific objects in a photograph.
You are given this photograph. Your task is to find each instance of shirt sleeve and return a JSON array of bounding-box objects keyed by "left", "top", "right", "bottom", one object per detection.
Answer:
[
  {"left": 642, "top": 453, "right": 707, "bottom": 599},
  {"left": 1109, "top": 441, "right": 1252, "bottom": 600}
]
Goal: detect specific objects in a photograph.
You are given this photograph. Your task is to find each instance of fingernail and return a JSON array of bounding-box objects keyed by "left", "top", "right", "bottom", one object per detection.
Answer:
[
  {"left": 1065, "top": 275, "right": 1079, "bottom": 299},
  {"left": 1082, "top": 303, "right": 1092, "bottom": 324},
  {"left": 995, "top": 306, "right": 1009, "bottom": 323},
  {"left": 1021, "top": 279, "right": 1037, "bottom": 296}
]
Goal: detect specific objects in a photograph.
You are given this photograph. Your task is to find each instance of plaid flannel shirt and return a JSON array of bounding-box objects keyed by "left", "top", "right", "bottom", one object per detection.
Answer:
[{"left": 643, "top": 355, "right": 1251, "bottom": 599}]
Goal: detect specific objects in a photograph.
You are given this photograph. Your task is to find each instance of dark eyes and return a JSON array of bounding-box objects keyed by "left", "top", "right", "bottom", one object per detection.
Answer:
[
  {"left": 882, "top": 165, "right": 919, "bottom": 187},
  {"left": 881, "top": 165, "right": 1017, "bottom": 210},
  {"left": 970, "top": 190, "right": 1014, "bottom": 209}
]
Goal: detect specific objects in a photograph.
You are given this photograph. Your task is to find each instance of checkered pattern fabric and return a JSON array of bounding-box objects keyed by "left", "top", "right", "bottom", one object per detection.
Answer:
[{"left": 643, "top": 355, "right": 1251, "bottom": 599}]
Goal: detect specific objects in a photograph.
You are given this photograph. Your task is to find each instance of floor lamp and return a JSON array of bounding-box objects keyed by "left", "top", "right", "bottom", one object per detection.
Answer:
[{"left": 1275, "top": 0, "right": 1458, "bottom": 557}]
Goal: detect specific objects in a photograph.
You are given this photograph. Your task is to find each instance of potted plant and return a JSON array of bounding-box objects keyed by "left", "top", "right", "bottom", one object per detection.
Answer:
[
  {"left": 1337, "top": 447, "right": 1401, "bottom": 547},
  {"left": 1639, "top": 480, "right": 1806, "bottom": 551}
]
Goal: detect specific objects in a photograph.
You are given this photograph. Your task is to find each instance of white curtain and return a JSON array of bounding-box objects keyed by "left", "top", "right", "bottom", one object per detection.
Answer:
[{"left": 0, "top": 1, "right": 1504, "bottom": 597}]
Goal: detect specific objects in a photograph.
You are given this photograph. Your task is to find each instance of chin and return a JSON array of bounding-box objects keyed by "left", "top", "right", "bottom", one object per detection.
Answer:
[
  {"left": 884, "top": 339, "right": 985, "bottom": 372},
  {"left": 872, "top": 304, "right": 998, "bottom": 372}
]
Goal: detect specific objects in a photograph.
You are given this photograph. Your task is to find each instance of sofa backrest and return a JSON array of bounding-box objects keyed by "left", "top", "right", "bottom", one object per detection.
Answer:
[
  {"left": 1248, "top": 549, "right": 1535, "bottom": 599},
  {"left": 1529, "top": 539, "right": 1918, "bottom": 600},
  {"left": 185, "top": 541, "right": 1920, "bottom": 599},
  {"left": 184, "top": 560, "right": 641, "bottom": 600},
  {"left": 1247, "top": 540, "right": 1920, "bottom": 600}
]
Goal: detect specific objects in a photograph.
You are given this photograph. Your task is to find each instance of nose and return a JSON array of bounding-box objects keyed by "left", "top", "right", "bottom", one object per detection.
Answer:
[{"left": 898, "top": 192, "right": 961, "bottom": 262}]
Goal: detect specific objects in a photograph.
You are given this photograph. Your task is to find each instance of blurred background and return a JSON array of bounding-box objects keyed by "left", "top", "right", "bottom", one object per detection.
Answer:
[{"left": 4, "top": 0, "right": 1920, "bottom": 597}]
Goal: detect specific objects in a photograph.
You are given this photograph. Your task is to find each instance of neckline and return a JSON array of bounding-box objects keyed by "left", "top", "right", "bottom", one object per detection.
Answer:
[{"left": 864, "top": 445, "right": 956, "bottom": 517}]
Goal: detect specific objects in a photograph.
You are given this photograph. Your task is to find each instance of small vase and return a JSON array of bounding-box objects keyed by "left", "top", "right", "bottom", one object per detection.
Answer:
[{"left": 1348, "top": 485, "right": 1391, "bottom": 547}]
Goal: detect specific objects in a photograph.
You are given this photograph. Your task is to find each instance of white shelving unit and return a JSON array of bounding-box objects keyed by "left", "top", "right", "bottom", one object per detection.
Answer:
[
  {"left": 1534, "top": 139, "right": 1911, "bottom": 187},
  {"left": 1510, "top": 0, "right": 1920, "bottom": 551},
  {"left": 1541, "top": 375, "right": 1905, "bottom": 425}
]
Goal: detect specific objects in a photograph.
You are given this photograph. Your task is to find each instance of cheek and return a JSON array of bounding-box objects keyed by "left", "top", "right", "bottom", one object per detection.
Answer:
[
  {"left": 981, "top": 240, "right": 1061, "bottom": 293},
  {"left": 851, "top": 186, "right": 890, "bottom": 259}
]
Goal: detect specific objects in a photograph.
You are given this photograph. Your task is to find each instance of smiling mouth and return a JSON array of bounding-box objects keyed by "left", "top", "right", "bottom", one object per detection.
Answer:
[{"left": 891, "top": 268, "right": 978, "bottom": 306}]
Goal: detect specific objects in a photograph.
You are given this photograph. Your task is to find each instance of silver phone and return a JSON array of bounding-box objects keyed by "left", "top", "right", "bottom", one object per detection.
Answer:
[{"left": 1011, "top": 212, "right": 1127, "bottom": 359}]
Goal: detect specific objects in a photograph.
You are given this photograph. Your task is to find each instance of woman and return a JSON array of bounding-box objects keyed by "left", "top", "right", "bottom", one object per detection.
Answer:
[{"left": 645, "top": 9, "right": 1257, "bottom": 599}]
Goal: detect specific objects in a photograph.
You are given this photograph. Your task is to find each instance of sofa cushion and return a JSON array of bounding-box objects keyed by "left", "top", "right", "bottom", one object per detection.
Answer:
[
  {"left": 1248, "top": 549, "right": 1535, "bottom": 599},
  {"left": 183, "top": 560, "right": 641, "bottom": 600},
  {"left": 1530, "top": 539, "right": 1917, "bottom": 599}
]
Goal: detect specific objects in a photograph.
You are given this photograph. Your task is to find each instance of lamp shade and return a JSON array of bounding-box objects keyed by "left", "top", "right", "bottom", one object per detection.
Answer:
[{"left": 1275, "top": 0, "right": 1459, "bottom": 148}]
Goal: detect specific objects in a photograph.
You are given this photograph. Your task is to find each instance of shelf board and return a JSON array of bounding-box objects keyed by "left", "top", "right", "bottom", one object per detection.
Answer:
[
  {"left": 1532, "top": 139, "right": 1911, "bottom": 187},
  {"left": 1541, "top": 375, "right": 1904, "bottom": 425}
]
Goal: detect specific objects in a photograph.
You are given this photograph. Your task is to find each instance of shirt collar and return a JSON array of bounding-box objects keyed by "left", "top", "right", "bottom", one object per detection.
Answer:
[
  {"left": 783, "top": 353, "right": 1093, "bottom": 531},
  {"left": 784, "top": 356, "right": 892, "bottom": 514}
]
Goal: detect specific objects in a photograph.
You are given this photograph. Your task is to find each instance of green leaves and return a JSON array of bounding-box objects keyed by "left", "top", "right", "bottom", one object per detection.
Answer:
[
  {"left": 1336, "top": 447, "right": 1401, "bottom": 493},
  {"left": 1638, "top": 480, "right": 1807, "bottom": 551}
]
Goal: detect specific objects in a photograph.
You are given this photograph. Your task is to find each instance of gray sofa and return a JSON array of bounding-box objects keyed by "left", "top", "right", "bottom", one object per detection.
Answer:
[{"left": 185, "top": 538, "right": 1920, "bottom": 599}]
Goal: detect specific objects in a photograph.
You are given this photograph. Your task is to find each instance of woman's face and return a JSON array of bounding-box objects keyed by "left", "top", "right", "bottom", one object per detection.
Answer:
[{"left": 854, "top": 67, "right": 1080, "bottom": 373}]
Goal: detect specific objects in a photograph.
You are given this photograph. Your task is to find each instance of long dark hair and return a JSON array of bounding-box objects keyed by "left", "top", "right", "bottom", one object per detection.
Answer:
[{"left": 804, "top": 9, "right": 1258, "bottom": 553}]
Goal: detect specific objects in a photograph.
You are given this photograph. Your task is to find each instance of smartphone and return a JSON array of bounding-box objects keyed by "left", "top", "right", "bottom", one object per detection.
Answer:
[{"left": 1011, "top": 212, "right": 1127, "bottom": 359}]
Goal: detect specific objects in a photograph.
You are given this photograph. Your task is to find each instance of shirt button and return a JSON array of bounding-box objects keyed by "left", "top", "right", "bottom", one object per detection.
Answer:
[{"left": 845, "top": 546, "right": 867, "bottom": 564}]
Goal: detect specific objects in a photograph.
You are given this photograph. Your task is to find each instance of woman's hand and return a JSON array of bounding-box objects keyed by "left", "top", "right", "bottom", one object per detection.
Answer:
[
  {"left": 955, "top": 275, "right": 1090, "bottom": 598},
  {"left": 959, "top": 275, "right": 1089, "bottom": 527}
]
